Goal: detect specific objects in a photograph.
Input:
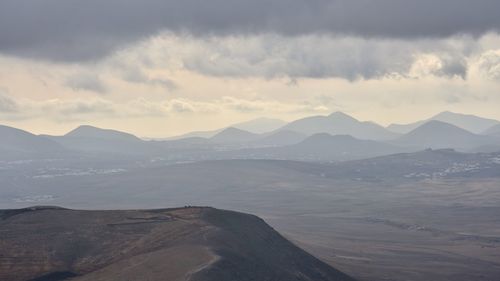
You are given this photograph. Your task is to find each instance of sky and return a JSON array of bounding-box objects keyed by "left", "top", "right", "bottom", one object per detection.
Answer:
[{"left": 1, "top": 0, "right": 500, "bottom": 137}]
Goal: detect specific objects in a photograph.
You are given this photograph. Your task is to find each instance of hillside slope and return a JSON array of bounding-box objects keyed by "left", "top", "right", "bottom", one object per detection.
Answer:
[
  {"left": 0, "top": 206, "right": 355, "bottom": 281},
  {"left": 0, "top": 125, "right": 65, "bottom": 160}
]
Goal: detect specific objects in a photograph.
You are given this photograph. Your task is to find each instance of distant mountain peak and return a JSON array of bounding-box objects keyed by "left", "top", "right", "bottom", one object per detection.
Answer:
[
  {"left": 395, "top": 120, "right": 492, "bottom": 150},
  {"left": 230, "top": 117, "right": 286, "bottom": 134},
  {"left": 279, "top": 111, "right": 396, "bottom": 140},
  {"left": 421, "top": 119, "right": 452, "bottom": 126},
  {"left": 435, "top": 110, "right": 454, "bottom": 115},
  {"left": 328, "top": 111, "right": 357, "bottom": 120},
  {"left": 210, "top": 127, "right": 260, "bottom": 143},
  {"left": 389, "top": 111, "right": 500, "bottom": 134},
  {"left": 218, "top": 127, "right": 251, "bottom": 134},
  {"left": 65, "top": 125, "right": 141, "bottom": 141},
  {"left": 433, "top": 110, "right": 477, "bottom": 118},
  {"left": 75, "top": 124, "right": 97, "bottom": 130},
  {"left": 408, "top": 120, "right": 473, "bottom": 133}
]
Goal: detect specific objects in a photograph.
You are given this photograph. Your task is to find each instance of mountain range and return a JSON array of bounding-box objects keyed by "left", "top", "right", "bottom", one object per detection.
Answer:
[
  {"left": 167, "top": 117, "right": 286, "bottom": 140},
  {"left": 222, "top": 133, "right": 407, "bottom": 161},
  {"left": 210, "top": 127, "right": 261, "bottom": 143},
  {"left": 1, "top": 111, "right": 499, "bottom": 161}
]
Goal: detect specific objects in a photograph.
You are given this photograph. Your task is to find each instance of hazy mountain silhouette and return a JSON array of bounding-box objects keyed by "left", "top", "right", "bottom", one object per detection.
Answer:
[
  {"left": 0, "top": 125, "right": 64, "bottom": 159},
  {"left": 167, "top": 118, "right": 285, "bottom": 140},
  {"left": 483, "top": 124, "right": 500, "bottom": 137},
  {"left": 278, "top": 112, "right": 398, "bottom": 140},
  {"left": 231, "top": 117, "right": 286, "bottom": 134},
  {"left": 388, "top": 111, "right": 500, "bottom": 134},
  {"left": 167, "top": 129, "right": 222, "bottom": 140},
  {"left": 210, "top": 127, "right": 260, "bottom": 143},
  {"left": 254, "top": 130, "right": 306, "bottom": 146},
  {"left": 65, "top": 125, "right": 142, "bottom": 141},
  {"left": 223, "top": 133, "right": 406, "bottom": 161},
  {"left": 45, "top": 125, "right": 153, "bottom": 155},
  {"left": 288, "top": 133, "right": 405, "bottom": 160},
  {"left": 394, "top": 120, "right": 493, "bottom": 150}
]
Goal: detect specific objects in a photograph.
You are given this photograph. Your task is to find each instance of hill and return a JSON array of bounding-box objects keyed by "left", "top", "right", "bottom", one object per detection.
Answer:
[
  {"left": 65, "top": 125, "right": 142, "bottom": 141},
  {"left": 318, "top": 148, "right": 500, "bottom": 180},
  {"left": 254, "top": 130, "right": 306, "bottom": 146},
  {"left": 167, "top": 118, "right": 285, "bottom": 140},
  {"left": 0, "top": 206, "right": 355, "bottom": 281},
  {"left": 0, "top": 125, "right": 64, "bottom": 160},
  {"left": 278, "top": 112, "right": 397, "bottom": 140},
  {"left": 483, "top": 124, "right": 500, "bottom": 137},
  {"left": 46, "top": 125, "right": 154, "bottom": 155},
  {"left": 210, "top": 127, "right": 260, "bottom": 143},
  {"left": 167, "top": 129, "right": 222, "bottom": 140},
  {"left": 231, "top": 117, "right": 286, "bottom": 134},
  {"left": 222, "top": 133, "right": 407, "bottom": 161},
  {"left": 388, "top": 111, "right": 500, "bottom": 134},
  {"left": 277, "top": 133, "right": 405, "bottom": 161},
  {"left": 394, "top": 120, "right": 493, "bottom": 150}
]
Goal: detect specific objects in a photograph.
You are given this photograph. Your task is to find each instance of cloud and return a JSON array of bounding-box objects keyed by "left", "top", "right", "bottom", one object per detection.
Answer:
[
  {"left": 0, "top": 93, "right": 331, "bottom": 122},
  {"left": 149, "top": 78, "right": 178, "bottom": 91},
  {"left": 120, "top": 67, "right": 177, "bottom": 91},
  {"left": 65, "top": 73, "right": 108, "bottom": 93},
  {"left": 117, "top": 33, "right": 475, "bottom": 80},
  {"left": 1, "top": 0, "right": 500, "bottom": 61},
  {"left": 0, "top": 94, "right": 118, "bottom": 121},
  {"left": 477, "top": 49, "right": 500, "bottom": 81},
  {"left": 0, "top": 90, "right": 19, "bottom": 113},
  {"left": 409, "top": 53, "right": 467, "bottom": 79},
  {"left": 46, "top": 99, "right": 116, "bottom": 117}
]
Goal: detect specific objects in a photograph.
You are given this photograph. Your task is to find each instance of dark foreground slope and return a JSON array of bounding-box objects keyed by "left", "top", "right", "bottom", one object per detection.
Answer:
[{"left": 0, "top": 206, "right": 355, "bottom": 281}]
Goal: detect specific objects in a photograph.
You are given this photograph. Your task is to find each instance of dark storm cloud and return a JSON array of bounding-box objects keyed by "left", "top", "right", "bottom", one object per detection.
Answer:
[{"left": 1, "top": 0, "right": 499, "bottom": 61}]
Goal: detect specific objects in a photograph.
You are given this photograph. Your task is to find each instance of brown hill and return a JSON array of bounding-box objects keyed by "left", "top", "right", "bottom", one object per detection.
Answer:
[{"left": 0, "top": 206, "right": 355, "bottom": 281}]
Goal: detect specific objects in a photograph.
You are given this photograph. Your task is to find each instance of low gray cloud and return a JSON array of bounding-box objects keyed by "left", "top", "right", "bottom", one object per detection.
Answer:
[
  {"left": 149, "top": 78, "right": 178, "bottom": 91},
  {"left": 440, "top": 57, "right": 468, "bottom": 79},
  {"left": 0, "top": 92, "right": 19, "bottom": 113},
  {"left": 0, "top": 95, "right": 120, "bottom": 122},
  {"left": 1, "top": 0, "right": 499, "bottom": 61},
  {"left": 0, "top": 93, "right": 332, "bottom": 122},
  {"left": 65, "top": 73, "right": 108, "bottom": 93},
  {"left": 120, "top": 67, "right": 177, "bottom": 91},
  {"left": 159, "top": 34, "right": 470, "bottom": 80},
  {"left": 55, "top": 100, "right": 115, "bottom": 116}
]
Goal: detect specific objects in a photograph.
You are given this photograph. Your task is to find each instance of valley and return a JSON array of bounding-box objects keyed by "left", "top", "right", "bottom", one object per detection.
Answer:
[{"left": 1, "top": 150, "right": 499, "bottom": 281}]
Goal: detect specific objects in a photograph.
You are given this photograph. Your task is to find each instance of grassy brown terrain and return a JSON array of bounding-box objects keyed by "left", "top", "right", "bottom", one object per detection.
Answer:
[{"left": 0, "top": 206, "right": 355, "bottom": 281}]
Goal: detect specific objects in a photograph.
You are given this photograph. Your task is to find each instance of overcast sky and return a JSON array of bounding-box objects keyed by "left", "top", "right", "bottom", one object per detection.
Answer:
[{"left": 1, "top": 0, "right": 500, "bottom": 137}]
